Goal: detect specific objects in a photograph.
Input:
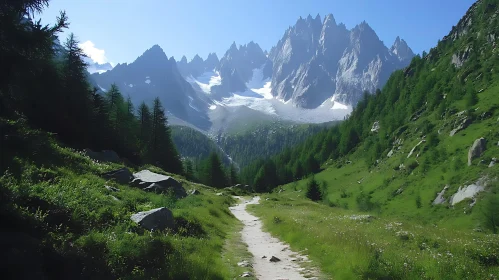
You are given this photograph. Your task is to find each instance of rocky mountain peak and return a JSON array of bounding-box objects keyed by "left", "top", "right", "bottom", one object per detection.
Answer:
[
  {"left": 390, "top": 36, "right": 414, "bottom": 62},
  {"left": 180, "top": 55, "right": 188, "bottom": 64},
  {"left": 323, "top": 13, "right": 337, "bottom": 26}
]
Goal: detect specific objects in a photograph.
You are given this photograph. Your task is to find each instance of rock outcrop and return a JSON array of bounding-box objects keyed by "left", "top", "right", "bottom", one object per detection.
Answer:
[
  {"left": 468, "top": 138, "right": 487, "bottom": 166},
  {"left": 130, "top": 207, "right": 174, "bottom": 231}
]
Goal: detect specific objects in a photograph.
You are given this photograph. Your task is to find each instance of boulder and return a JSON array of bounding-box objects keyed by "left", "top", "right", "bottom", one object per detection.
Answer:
[
  {"left": 130, "top": 207, "right": 174, "bottom": 231},
  {"left": 468, "top": 138, "right": 487, "bottom": 166},
  {"left": 102, "top": 168, "right": 133, "bottom": 184},
  {"left": 132, "top": 170, "right": 186, "bottom": 198},
  {"left": 489, "top": 158, "right": 497, "bottom": 168}
]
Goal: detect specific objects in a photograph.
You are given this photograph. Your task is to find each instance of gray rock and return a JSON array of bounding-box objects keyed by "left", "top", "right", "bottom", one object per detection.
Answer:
[
  {"left": 132, "top": 170, "right": 186, "bottom": 198},
  {"left": 489, "top": 158, "right": 497, "bottom": 168},
  {"left": 190, "top": 189, "right": 201, "bottom": 195},
  {"left": 130, "top": 207, "right": 174, "bottom": 231},
  {"left": 432, "top": 185, "right": 449, "bottom": 205},
  {"left": 449, "top": 116, "right": 472, "bottom": 136},
  {"left": 104, "top": 185, "right": 120, "bottom": 192},
  {"left": 387, "top": 149, "right": 394, "bottom": 158},
  {"left": 468, "top": 138, "right": 487, "bottom": 166},
  {"left": 110, "top": 195, "right": 120, "bottom": 201},
  {"left": 407, "top": 140, "right": 426, "bottom": 158},
  {"left": 102, "top": 168, "right": 133, "bottom": 185},
  {"left": 269, "top": 256, "right": 281, "bottom": 262},
  {"left": 241, "top": 272, "right": 252, "bottom": 277},
  {"left": 371, "top": 121, "right": 380, "bottom": 133}
]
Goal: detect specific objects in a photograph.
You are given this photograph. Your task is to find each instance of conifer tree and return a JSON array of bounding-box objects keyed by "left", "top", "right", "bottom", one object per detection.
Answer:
[{"left": 306, "top": 176, "right": 322, "bottom": 202}]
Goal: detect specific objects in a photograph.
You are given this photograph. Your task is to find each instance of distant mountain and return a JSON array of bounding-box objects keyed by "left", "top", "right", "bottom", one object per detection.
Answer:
[
  {"left": 91, "top": 13, "right": 414, "bottom": 132},
  {"left": 90, "top": 45, "right": 212, "bottom": 130}
]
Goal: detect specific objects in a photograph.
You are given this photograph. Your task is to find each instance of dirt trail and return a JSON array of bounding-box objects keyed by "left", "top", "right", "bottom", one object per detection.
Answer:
[{"left": 229, "top": 196, "right": 321, "bottom": 280}]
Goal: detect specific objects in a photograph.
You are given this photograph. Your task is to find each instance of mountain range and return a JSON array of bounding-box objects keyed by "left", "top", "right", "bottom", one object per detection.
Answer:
[{"left": 90, "top": 13, "right": 414, "bottom": 132}]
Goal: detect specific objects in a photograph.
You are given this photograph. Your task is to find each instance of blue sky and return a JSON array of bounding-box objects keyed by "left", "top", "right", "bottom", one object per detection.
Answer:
[{"left": 38, "top": 0, "right": 475, "bottom": 65}]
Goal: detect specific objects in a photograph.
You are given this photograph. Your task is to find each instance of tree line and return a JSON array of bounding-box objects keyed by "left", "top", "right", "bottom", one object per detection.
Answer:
[{"left": 0, "top": 2, "right": 183, "bottom": 174}]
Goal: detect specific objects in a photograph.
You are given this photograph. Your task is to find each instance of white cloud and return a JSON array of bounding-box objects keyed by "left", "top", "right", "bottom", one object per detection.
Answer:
[{"left": 79, "top": 40, "right": 108, "bottom": 64}]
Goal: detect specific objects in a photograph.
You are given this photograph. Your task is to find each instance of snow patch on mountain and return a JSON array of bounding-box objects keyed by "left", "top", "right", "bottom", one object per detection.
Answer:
[
  {"left": 186, "top": 71, "right": 222, "bottom": 94},
  {"left": 246, "top": 66, "right": 273, "bottom": 99}
]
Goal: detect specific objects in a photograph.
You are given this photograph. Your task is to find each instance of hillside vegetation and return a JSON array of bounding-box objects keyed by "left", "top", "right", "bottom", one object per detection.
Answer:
[
  {"left": 218, "top": 121, "right": 333, "bottom": 168},
  {"left": 248, "top": 0, "right": 499, "bottom": 278}
]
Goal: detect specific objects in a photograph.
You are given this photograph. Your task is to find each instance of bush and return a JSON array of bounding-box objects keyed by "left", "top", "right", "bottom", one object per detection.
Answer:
[{"left": 356, "top": 192, "right": 380, "bottom": 212}]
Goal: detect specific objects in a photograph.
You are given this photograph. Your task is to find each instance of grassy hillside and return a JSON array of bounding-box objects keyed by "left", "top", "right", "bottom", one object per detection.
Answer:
[
  {"left": 0, "top": 118, "right": 251, "bottom": 279},
  {"left": 247, "top": 0, "right": 499, "bottom": 278}
]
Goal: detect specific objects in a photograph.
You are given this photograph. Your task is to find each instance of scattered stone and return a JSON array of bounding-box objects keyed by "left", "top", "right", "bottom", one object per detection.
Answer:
[
  {"left": 237, "top": 260, "right": 252, "bottom": 268},
  {"left": 104, "top": 185, "right": 120, "bottom": 192},
  {"left": 240, "top": 272, "right": 252, "bottom": 277},
  {"left": 432, "top": 185, "right": 449, "bottom": 205},
  {"left": 387, "top": 149, "right": 394, "bottom": 158},
  {"left": 262, "top": 255, "right": 267, "bottom": 259},
  {"left": 489, "top": 158, "right": 497, "bottom": 168},
  {"left": 407, "top": 140, "right": 426, "bottom": 158},
  {"left": 132, "top": 170, "right": 186, "bottom": 198},
  {"left": 468, "top": 138, "right": 487, "bottom": 166},
  {"left": 130, "top": 207, "right": 174, "bottom": 231},
  {"left": 269, "top": 256, "right": 281, "bottom": 262},
  {"left": 110, "top": 195, "right": 120, "bottom": 201},
  {"left": 371, "top": 121, "right": 380, "bottom": 133},
  {"left": 216, "top": 192, "right": 224, "bottom": 196},
  {"left": 190, "top": 189, "right": 200, "bottom": 195},
  {"left": 102, "top": 168, "right": 133, "bottom": 185},
  {"left": 449, "top": 112, "right": 472, "bottom": 136}
]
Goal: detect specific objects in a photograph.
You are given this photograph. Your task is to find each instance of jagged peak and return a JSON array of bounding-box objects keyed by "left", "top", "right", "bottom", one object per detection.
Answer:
[
  {"left": 323, "top": 13, "right": 337, "bottom": 26},
  {"left": 180, "top": 55, "right": 187, "bottom": 63},
  {"left": 136, "top": 44, "right": 167, "bottom": 62},
  {"left": 191, "top": 54, "right": 203, "bottom": 62},
  {"left": 315, "top": 13, "right": 321, "bottom": 22},
  {"left": 207, "top": 52, "right": 219, "bottom": 61}
]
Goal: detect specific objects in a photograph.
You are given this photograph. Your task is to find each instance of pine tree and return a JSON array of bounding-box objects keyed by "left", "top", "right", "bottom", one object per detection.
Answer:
[
  {"left": 229, "top": 164, "right": 239, "bottom": 186},
  {"left": 306, "top": 176, "right": 322, "bottom": 202},
  {"left": 137, "top": 101, "right": 152, "bottom": 157},
  {"left": 201, "top": 152, "right": 228, "bottom": 188},
  {"left": 150, "top": 97, "right": 182, "bottom": 174}
]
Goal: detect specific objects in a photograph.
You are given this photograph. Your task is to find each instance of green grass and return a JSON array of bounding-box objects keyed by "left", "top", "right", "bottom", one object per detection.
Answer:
[
  {"left": 248, "top": 82, "right": 499, "bottom": 279},
  {"left": 250, "top": 194, "right": 499, "bottom": 279},
  {"left": 0, "top": 118, "right": 244, "bottom": 279}
]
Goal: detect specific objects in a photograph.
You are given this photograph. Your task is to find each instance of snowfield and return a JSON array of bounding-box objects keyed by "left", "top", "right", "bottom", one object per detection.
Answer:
[{"left": 187, "top": 65, "right": 351, "bottom": 124}]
